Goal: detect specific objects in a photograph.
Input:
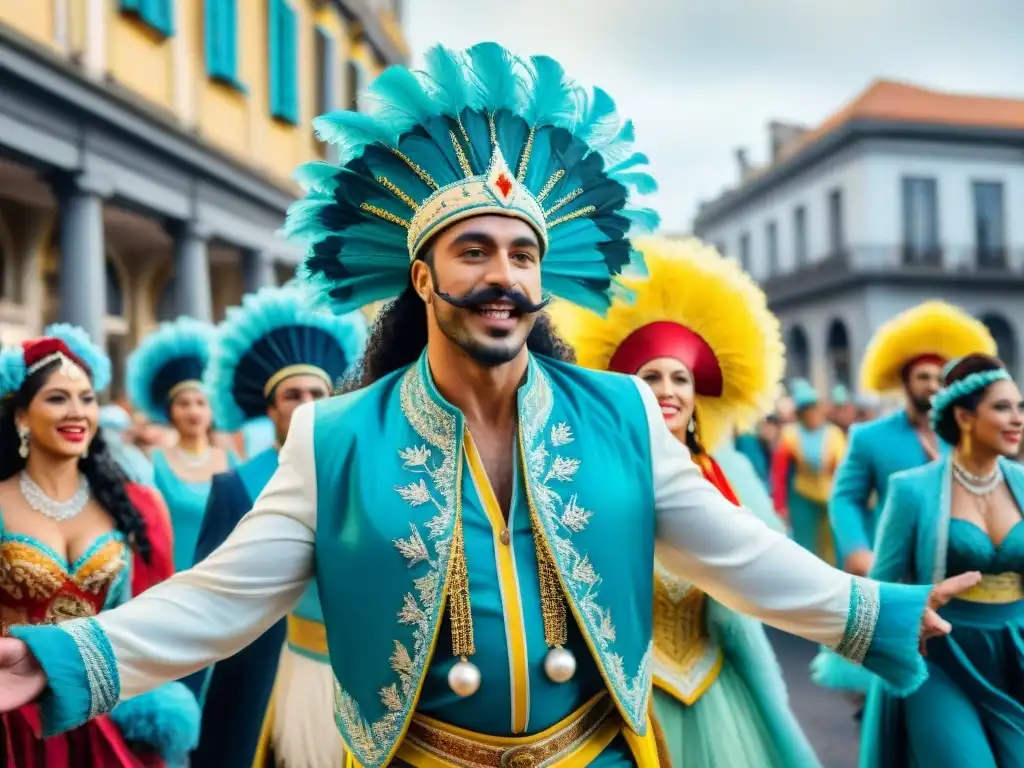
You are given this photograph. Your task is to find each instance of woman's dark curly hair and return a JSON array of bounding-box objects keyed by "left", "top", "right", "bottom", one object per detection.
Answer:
[
  {"left": 0, "top": 359, "right": 152, "bottom": 562},
  {"left": 933, "top": 353, "right": 1006, "bottom": 447},
  {"left": 343, "top": 275, "right": 576, "bottom": 392}
]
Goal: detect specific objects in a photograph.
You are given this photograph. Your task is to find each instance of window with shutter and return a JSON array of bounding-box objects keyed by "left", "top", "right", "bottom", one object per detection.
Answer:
[
  {"left": 206, "top": 0, "right": 241, "bottom": 86},
  {"left": 268, "top": 0, "right": 299, "bottom": 124},
  {"left": 120, "top": 0, "right": 174, "bottom": 37}
]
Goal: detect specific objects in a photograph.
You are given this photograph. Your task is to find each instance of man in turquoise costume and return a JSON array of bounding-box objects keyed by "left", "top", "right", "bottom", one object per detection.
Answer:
[
  {"left": 0, "top": 44, "right": 981, "bottom": 767},
  {"left": 829, "top": 301, "right": 996, "bottom": 576},
  {"left": 186, "top": 285, "right": 366, "bottom": 767}
]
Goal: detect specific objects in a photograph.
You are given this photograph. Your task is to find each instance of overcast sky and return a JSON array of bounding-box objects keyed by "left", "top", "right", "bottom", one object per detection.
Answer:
[{"left": 403, "top": 0, "right": 1024, "bottom": 233}]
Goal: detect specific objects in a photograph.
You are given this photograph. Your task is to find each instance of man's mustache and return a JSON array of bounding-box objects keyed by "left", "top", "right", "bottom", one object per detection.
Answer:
[{"left": 434, "top": 285, "right": 550, "bottom": 314}]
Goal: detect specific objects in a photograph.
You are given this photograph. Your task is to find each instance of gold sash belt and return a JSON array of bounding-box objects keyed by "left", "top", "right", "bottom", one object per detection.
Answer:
[
  {"left": 958, "top": 572, "right": 1024, "bottom": 604},
  {"left": 401, "top": 692, "right": 618, "bottom": 768},
  {"left": 286, "top": 614, "right": 329, "bottom": 656}
]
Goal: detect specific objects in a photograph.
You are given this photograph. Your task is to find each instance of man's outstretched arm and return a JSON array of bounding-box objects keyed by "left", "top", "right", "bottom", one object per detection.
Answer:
[
  {"left": 0, "top": 403, "right": 321, "bottom": 735},
  {"left": 632, "top": 380, "right": 974, "bottom": 696}
]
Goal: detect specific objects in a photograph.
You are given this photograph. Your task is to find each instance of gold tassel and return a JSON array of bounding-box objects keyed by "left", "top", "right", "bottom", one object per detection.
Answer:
[
  {"left": 448, "top": 509, "right": 475, "bottom": 657},
  {"left": 532, "top": 512, "right": 568, "bottom": 647}
]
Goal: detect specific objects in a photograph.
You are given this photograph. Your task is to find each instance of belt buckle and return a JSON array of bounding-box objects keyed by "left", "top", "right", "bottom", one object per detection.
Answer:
[{"left": 501, "top": 751, "right": 540, "bottom": 768}]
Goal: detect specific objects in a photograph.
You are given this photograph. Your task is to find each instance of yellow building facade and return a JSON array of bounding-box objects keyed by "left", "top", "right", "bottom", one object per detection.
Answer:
[{"left": 0, "top": 0, "right": 406, "bottom": 398}]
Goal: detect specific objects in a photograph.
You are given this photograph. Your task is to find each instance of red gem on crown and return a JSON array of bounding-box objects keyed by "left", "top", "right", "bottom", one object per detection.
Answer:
[{"left": 495, "top": 172, "right": 513, "bottom": 199}]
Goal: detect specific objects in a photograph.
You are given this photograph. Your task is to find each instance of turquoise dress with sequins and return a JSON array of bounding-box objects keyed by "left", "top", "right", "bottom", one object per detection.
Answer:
[
  {"left": 857, "top": 457, "right": 1024, "bottom": 768},
  {"left": 152, "top": 449, "right": 237, "bottom": 572}
]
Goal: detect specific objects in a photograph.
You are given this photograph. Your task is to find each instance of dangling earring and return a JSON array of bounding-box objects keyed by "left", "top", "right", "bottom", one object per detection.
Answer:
[
  {"left": 688, "top": 416, "right": 696, "bottom": 433},
  {"left": 17, "top": 426, "right": 29, "bottom": 459}
]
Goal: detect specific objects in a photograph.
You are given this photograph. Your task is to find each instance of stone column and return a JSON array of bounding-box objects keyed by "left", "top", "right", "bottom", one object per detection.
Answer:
[
  {"left": 241, "top": 248, "right": 277, "bottom": 295},
  {"left": 172, "top": 221, "right": 213, "bottom": 322},
  {"left": 55, "top": 172, "right": 110, "bottom": 346}
]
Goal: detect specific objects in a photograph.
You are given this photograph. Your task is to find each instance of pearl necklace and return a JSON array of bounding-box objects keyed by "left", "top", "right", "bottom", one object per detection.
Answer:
[
  {"left": 953, "top": 461, "right": 1003, "bottom": 496},
  {"left": 18, "top": 471, "right": 91, "bottom": 521},
  {"left": 173, "top": 446, "right": 212, "bottom": 468}
]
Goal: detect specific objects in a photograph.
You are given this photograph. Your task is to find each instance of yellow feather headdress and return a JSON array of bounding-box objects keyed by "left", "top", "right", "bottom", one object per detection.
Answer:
[
  {"left": 859, "top": 300, "right": 997, "bottom": 394},
  {"left": 550, "top": 237, "right": 784, "bottom": 452}
]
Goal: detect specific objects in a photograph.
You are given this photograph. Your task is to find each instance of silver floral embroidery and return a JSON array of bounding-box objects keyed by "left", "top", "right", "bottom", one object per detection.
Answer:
[
  {"left": 62, "top": 617, "right": 119, "bottom": 720},
  {"left": 332, "top": 364, "right": 459, "bottom": 767},
  {"left": 520, "top": 365, "right": 652, "bottom": 728}
]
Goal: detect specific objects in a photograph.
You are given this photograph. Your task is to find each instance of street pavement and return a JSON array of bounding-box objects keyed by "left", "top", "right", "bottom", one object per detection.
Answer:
[{"left": 768, "top": 628, "right": 861, "bottom": 768}]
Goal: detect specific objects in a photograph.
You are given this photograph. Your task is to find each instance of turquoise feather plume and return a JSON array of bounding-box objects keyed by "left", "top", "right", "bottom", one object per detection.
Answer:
[
  {"left": 126, "top": 317, "right": 216, "bottom": 424},
  {"left": 206, "top": 285, "right": 368, "bottom": 431},
  {"left": 287, "top": 42, "right": 659, "bottom": 316}
]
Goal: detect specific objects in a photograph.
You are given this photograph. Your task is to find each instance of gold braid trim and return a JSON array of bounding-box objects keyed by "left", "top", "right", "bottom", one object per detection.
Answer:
[
  {"left": 448, "top": 510, "right": 475, "bottom": 657},
  {"left": 536, "top": 169, "right": 566, "bottom": 203},
  {"left": 532, "top": 509, "right": 569, "bottom": 647},
  {"left": 517, "top": 126, "right": 536, "bottom": 183},
  {"left": 449, "top": 131, "right": 474, "bottom": 179},
  {"left": 359, "top": 203, "right": 409, "bottom": 229},
  {"left": 548, "top": 205, "right": 597, "bottom": 229},
  {"left": 456, "top": 117, "right": 474, "bottom": 159},
  {"left": 488, "top": 113, "right": 498, "bottom": 151},
  {"left": 375, "top": 176, "right": 419, "bottom": 211},
  {"left": 389, "top": 148, "right": 440, "bottom": 190},
  {"left": 544, "top": 188, "right": 583, "bottom": 217}
]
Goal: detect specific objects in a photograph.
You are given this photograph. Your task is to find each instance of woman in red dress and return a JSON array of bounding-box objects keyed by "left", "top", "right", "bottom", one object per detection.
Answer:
[{"left": 0, "top": 325, "right": 199, "bottom": 767}]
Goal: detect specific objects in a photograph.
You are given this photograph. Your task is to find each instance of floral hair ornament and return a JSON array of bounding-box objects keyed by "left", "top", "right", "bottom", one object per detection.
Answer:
[
  {"left": 929, "top": 367, "right": 1012, "bottom": 431},
  {"left": 0, "top": 324, "right": 111, "bottom": 399}
]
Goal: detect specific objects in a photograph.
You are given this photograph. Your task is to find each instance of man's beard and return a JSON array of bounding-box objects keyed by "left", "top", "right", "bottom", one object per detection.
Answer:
[
  {"left": 432, "top": 282, "right": 547, "bottom": 368},
  {"left": 910, "top": 394, "right": 932, "bottom": 416}
]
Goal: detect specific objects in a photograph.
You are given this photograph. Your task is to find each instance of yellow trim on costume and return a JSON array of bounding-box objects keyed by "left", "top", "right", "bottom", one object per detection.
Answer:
[
  {"left": 287, "top": 614, "right": 329, "bottom": 656},
  {"left": 262, "top": 364, "right": 332, "bottom": 398},
  {"left": 463, "top": 428, "right": 531, "bottom": 735},
  {"left": 958, "top": 572, "right": 1024, "bottom": 604},
  {"left": 859, "top": 300, "right": 997, "bottom": 393},
  {"left": 622, "top": 712, "right": 664, "bottom": 768},
  {"left": 785, "top": 423, "right": 845, "bottom": 504},
  {"left": 168, "top": 379, "right": 203, "bottom": 401},
  {"left": 549, "top": 237, "right": 784, "bottom": 452}
]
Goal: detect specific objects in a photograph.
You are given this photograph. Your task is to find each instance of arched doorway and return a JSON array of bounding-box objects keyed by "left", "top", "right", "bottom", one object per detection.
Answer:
[
  {"left": 980, "top": 312, "right": 1018, "bottom": 379},
  {"left": 826, "top": 318, "right": 852, "bottom": 386},
  {"left": 787, "top": 324, "right": 810, "bottom": 381}
]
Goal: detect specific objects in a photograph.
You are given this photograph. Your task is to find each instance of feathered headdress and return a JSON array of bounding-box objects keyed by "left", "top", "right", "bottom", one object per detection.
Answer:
[
  {"left": 206, "top": 285, "right": 368, "bottom": 431},
  {"left": 126, "top": 317, "right": 215, "bottom": 424},
  {"left": 550, "top": 237, "right": 784, "bottom": 452},
  {"left": 284, "top": 42, "right": 658, "bottom": 315},
  {"left": 859, "top": 300, "right": 996, "bottom": 394},
  {"left": 0, "top": 323, "right": 111, "bottom": 398}
]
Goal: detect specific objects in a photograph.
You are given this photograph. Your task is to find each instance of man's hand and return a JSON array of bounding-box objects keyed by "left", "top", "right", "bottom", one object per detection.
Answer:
[
  {"left": 0, "top": 637, "right": 46, "bottom": 711},
  {"left": 920, "top": 571, "right": 982, "bottom": 653},
  {"left": 843, "top": 549, "right": 874, "bottom": 577}
]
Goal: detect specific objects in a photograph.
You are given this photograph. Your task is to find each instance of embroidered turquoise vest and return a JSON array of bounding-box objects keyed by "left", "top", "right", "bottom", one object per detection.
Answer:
[{"left": 311, "top": 352, "right": 655, "bottom": 767}]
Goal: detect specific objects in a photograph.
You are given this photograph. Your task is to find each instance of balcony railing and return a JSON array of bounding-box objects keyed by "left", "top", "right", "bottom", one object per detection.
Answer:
[{"left": 760, "top": 244, "right": 1024, "bottom": 305}]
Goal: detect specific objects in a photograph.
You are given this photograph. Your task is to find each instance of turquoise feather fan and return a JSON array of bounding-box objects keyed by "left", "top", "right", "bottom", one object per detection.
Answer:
[
  {"left": 206, "top": 285, "right": 368, "bottom": 431},
  {"left": 284, "top": 42, "right": 659, "bottom": 315},
  {"left": 126, "top": 317, "right": 216, "bottom": 424}
]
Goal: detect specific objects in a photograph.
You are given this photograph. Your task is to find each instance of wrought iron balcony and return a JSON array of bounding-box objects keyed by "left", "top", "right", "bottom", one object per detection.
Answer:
[{"left": 760, "top": 244, "right": 1024, "bottom": 307}]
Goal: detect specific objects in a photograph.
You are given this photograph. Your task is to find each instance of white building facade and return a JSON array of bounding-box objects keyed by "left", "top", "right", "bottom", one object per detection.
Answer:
[{"left": 694, "top": 94, "right": 1024, "bottom": 391}]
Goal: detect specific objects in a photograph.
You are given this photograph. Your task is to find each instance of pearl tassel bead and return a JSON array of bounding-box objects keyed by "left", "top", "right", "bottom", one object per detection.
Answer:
[
  {"left": 447, "top": 658, "right": 481, "bottom": 697},
  {"left": 543, "top": 646, "right": 577, "bottom": 683}
]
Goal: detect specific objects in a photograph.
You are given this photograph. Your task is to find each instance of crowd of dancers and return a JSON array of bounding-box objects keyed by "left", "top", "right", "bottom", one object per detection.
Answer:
[{"left": 0, "top": 41, "right": 1020, "bottom": 768}]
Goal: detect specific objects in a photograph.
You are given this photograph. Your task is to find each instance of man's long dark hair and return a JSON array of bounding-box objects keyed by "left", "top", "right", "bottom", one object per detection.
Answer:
[
  {"left": 343, "top": 280, "right": 576, "bottom": 393},
  {"left": 0, "top": 360, "right": 152, "bottom": 561}
]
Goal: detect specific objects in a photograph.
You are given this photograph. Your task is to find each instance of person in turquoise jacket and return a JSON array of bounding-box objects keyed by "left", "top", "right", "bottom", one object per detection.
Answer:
[
  {"left": 0, "top": 42, "right": 981, "bottom": 768},
  {"left": 829, "top": 301, "right": 998, "bottom": 577},
  {"left": 823, "top": 353, "right": 1024, "bottom": 767},
  {"left": 185, "top": 285, "right": 366, "bottom": 768}
]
